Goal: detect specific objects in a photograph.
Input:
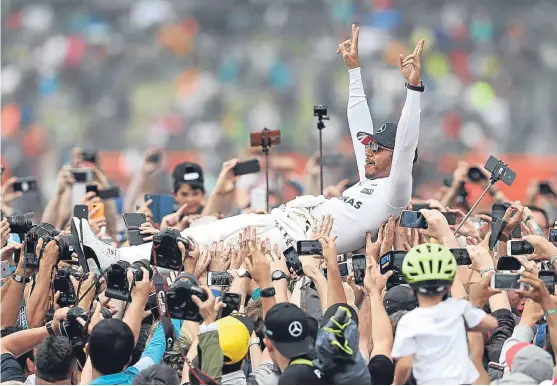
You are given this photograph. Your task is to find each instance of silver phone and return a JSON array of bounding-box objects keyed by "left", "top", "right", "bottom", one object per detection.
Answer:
[{"left": 1, "top": 261, "right": 11, "bottom": 279}]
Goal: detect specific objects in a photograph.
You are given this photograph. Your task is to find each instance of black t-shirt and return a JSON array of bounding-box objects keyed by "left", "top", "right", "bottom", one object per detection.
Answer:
[
  {"left": 1, "top": 353, "right": 26, "bottom": 383},
  {"left": 278, "top": 357, "right": 325, "bottom": 385},
  {"left": 368, "top": 354, "right": 395, "bottom": 385}
]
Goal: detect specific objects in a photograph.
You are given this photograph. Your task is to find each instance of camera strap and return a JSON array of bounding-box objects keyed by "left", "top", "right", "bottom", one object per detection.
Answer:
[{"left": 151, "top": 247, "right": 175, "bottom": 351}]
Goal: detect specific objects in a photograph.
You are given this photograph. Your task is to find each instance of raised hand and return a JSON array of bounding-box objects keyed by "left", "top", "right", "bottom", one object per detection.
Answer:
[
  {"left": 399, "top": 39, "right": 425, "bottom": 86},
  {"left": 337, "top": 24, "right": 360, "bottom": 69},
  {"left": 214, "top": 159, "right": 240, "bottom": 196}
]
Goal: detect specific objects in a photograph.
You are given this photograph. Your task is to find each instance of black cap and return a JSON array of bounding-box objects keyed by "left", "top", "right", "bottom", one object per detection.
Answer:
[
  {"left": 357, "top": 122, "right": 397, "bottom": 151},
  {"left": 383, "top": 285, "right": 417, "bottom": 315},
  {"left": 264, "top": 303, "right": 314, "bottom": 358},
  {"left": 172, "top": 162, "right": 204, "bottom": 192}
]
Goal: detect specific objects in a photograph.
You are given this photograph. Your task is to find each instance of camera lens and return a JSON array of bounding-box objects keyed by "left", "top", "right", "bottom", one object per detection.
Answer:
[
  {"left": 57, "top": 270, "right": 69, "bottom": 278},
  {"left": 6, "top": 212, "right": 34, "bottom": 234}
]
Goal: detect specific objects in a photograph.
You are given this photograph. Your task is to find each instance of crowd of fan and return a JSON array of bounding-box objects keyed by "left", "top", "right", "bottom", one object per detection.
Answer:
[{"left": 0, "top": 147, "right": 556, "bottom": 385}]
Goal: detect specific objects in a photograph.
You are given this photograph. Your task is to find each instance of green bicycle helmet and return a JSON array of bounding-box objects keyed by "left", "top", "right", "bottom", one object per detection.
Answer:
[{"left": 401, "top": 243, "right": 457, "bottom": 295}]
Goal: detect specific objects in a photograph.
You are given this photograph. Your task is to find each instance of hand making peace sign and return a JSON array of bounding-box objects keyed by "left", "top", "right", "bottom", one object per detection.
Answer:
[
  {"left": 400, "top": 38, "right": 425, "bottom": 87},
  {"left": 337, "top": 24, "right": 360, "bottom": 69}
]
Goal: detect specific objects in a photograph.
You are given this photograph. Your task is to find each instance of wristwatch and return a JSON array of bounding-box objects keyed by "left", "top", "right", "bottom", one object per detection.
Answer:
[
  {"left": 271, "top": 270, "right": 288, "bottom": 281},
  {"left": 260, "top": 287, "right": 276, "bottom": 298},
  {"left": 405, "top": 81, "right": 425, "bottom": 93},
  {"left": 45, "top": 320, "right": 58, "bottom": 336},
  {"left": 237, "top": 267, "right": 252, "bottom": 279},
  {"left": 12, "top": 274, "right": 30, "bottom": 284}
]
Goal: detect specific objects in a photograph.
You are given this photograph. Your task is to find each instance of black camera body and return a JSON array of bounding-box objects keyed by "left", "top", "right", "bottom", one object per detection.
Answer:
[
  {"left": 313, "top": 105, "right": 328, "bottom": 118},
  {"left": 166, "top": 272, "right": 207, "bottom": 322},
  {"left": 105, "top": 259, "right": 152, "bottom": 302},
  {"left": 26, "top": 223, "right": 74, "bottom": 263},
  {"left": 54, "top": 268, "right": 78, "bottom": 307},
  {"left": 484, "top": 156, "right": 516, "bottom": 186},
  {"left": 24, "top": 231, "right": 40, "bottom": 268},
  {"left": 151, "top": 229, "right": 189, "bottom": 271},
  {"left": 3, "top": 212, "right": 34, "bottom": 234},
  {"left": 60, "top": 307, "right": 89, "bottom": 349}
]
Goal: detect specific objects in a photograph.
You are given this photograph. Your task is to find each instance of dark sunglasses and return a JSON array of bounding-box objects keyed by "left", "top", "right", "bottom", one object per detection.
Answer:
[{"left": 365, "top": 142, "right": 390, "bottom": 153}]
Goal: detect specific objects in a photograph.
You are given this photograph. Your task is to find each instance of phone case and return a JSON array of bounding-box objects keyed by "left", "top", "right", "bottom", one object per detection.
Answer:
[
  {"left": 127, "top": 230, "right": 147, "bottom": 246},
  {"left": 73, "top": 205, "right": 89, "bottom": 220},
  {"left": 89, "top": 203, "right": 105, "bottom": 220},
  {"left": 123, "top": 213, "right": 146, "bottom": 229}
]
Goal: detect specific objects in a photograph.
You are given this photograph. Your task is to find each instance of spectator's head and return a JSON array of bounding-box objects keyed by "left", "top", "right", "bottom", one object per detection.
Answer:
[
  {"left": 35, "top": 336, "right": 76, "bottom": 385},
  {"left": 529, "top": 205, "right": 550, "bottom": 234},
  {"left": 215, "top": 315, "right": 254, "bottom": 373},
  {"left": 171, "top": 162, "right": 205, "bottom": 213},
  {"left": 1, "top": 326, "right": 35, "bottom": 377},
  {"left": 357, "top": 124, "right": 397, "bottom": 179},
  {"left": 321, "top": 303, "right": 358, "bottom": 328},
  {"left": 88, "top": 319, "right": 135, "bottom": 376},
  {"left": 389, "top": 310, "right": 409, "bottom": 336},
  {"left": 384, "top": 285, "right": 418, "bottom": 315},
  {"left": 264, "top": 304, "right": 314, "bottom": 369},
  {"left": 132, "top": 364, "right": 180, "bottom": 385},
  {"left": 402, "top": 243, "right": 456, "bottom": 302}
]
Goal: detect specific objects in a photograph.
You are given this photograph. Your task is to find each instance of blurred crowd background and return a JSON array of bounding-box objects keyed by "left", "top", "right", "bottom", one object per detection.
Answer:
[{"left": 2, "top": 0, "right": 557, "bottom": 206}]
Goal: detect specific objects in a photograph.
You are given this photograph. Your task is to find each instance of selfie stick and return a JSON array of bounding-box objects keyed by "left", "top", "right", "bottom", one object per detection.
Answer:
[
  {"left": 260, "top": 128, "right": 272, "bottom": 212},
  {"left": 453, "top": 158, "right": 512, "bottom": 235},
  {"left": 313, "top": 106, "right": 329, "bottom": 195}
]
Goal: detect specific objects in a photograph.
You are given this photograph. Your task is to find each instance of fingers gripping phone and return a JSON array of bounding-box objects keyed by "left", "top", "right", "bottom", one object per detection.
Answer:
[
  {"left": 507, "top": 240, "right": 535, "bottom": 256},
  {"left": 233, "top": 159, "right": 260, "bottom": 176},
  {"left": 122, "top": 213, "right": 147, "bottom": 246},
  {"left": 539, "top": 270, "right": 555, "bottom": 295},
  {"left": 351, "top": 254, "right": 366, "bottom": 285},
  {"left": 297, "top": 240, "right": 323, "bottom": 256},
  {"left": 90, "top": 202, "right": 105, "bottom": 221},
  {"left": 491, "top": 272, "right": 525, "bottom": 291},
  {"left": 284, "top": 246, "right": 303, "bottom": 276},
  {"left": 323, "top": 262, "right": 349, "bottom": 279},
  {"left": 399, "top": 210, "right": 456, "bottom": 229}
]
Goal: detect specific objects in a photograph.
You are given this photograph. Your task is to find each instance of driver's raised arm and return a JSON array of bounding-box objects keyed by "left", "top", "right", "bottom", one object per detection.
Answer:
[
  {"left": 339, "top": 25, "right": 374, "bottom": 181},
  {"left": 382, "top": 39, "right": 425, "bottom": 209}
]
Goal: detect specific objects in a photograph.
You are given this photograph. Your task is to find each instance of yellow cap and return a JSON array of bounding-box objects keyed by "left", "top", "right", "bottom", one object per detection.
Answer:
[{"left": 215, "top": 316, "right": 250, "bottom": 365}]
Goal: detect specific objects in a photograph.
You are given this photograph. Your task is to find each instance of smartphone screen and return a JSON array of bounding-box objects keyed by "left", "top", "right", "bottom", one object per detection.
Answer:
[
  {"left": 399, "top": 211, "right": 427, "bottom": 229},
  {"left": 122, "top": 213, "right": 147, "bottom": 229},
  {"left": 233, "top": 159, "right": 260, "bottom": 176},
  {"left": 539, "top": 271, "right": 555, "bottom": 295},
  {"left": 351, "top": 254, "right": 366, "bottom": 285},
  {"left": 497, "top": 256, "right": 522, "bottom": 271},
  {"left": 450, "top": 249, "right": 472, "bottom": 266},
  {"left": 549, "top": 229, "right": 557, "bottom": 243},
  {"left": 208, "top": 272, "right": 232, "bottom": 287},
  {"left": 297, "top": 240, "right": 323, "bottom": 256},
  {"left": 284, "top": 246, "right": 303, "bottom": 276},
  {"left": 492, "top": 273, "right": 522, "bottom": 290},
  {"left": 220, "top": 292, "right": 241, "bottom": 318},
  {"left": 379, "top": 253, "right": 391, "bottom": 275},
  {"left": 507, "top": 240, "right": 535, "bottom": 256},
  {"left": 338, "top": 262, "right": 349, "bottom": 277},
  {"left": 392, "top": 251, "right": 408, "bottom": 271}
]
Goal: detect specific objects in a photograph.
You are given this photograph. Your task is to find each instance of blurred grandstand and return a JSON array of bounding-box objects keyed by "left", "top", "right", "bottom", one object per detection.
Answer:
[{"left": 2, "top": 0, "right": 557, "bottom": 200}]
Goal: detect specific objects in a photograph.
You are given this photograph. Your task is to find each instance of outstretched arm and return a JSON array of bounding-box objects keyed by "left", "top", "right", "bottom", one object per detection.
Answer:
[
  {"left": 339, "top": 24, "right": 374, "bottom": 181},
  {"left": 382, "top": 39, "right": 425, "bottom": 209}
]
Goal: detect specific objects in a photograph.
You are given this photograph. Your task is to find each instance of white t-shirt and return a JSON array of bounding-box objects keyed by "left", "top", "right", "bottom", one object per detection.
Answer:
[
  {"left": 391, "top": 298, "right": 486, "bottom": 385},
  {"left": 311, "top": 68, "right": 421, "bottom": 254}
]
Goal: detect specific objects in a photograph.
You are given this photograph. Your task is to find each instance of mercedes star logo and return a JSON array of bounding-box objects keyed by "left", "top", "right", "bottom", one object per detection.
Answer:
[
  {"left": 376, "top": 124, "right": 387, "bottom": 133},
  {"left": 288, "top": 321, "right": 303, "bottom": 337}
]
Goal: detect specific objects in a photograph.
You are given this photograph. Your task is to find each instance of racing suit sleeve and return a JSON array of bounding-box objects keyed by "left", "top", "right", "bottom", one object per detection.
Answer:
[
  {"left": 347, "top": 68, "right": 374, "bottom": 181},
  {"left": 381, "top": 88, "right": 421, "bottom": 209}
]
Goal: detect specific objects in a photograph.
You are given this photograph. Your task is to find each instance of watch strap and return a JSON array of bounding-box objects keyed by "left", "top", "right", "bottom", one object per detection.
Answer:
[
  {"left": 480, "top": 267, "right": 495, "bottom": 276},
  {"left": 46, "top": 321, "right": 56, "bottom": 336},
  {"left": 550, "top": 255, "right": 557, "bottom": 266},
  {"left": 272, "top": 270, "right": 287, "bottom": 281},
  {"left": 260, "top": 287, "right": 276, "bottom": 298},
  {"left": 405, "top": 81, "right": 425, "bottom": 92},
  {"left": 12, "top": 274, "right": 30, "bottom": 284}
]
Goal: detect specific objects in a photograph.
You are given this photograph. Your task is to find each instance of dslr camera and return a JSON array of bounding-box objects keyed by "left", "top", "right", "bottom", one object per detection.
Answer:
[
  {"left": 54, "top": 268, "right": 78, "bottom": 307},
  {"left": 166, "top": 272, "right": 208, "bottom": 322},
  {"left": 105, "top": 259, "right": 152, "bottom": 302},
  {"left": 1, "top": 211, "right": 34, "bottom": 234},
  {"left": 24, "top": 223, "right": 75, "bottom": 267},
  {"left": 151, "top": 228, "right": 189, "bottom": 271},
  {"left": 59, "top": 306, "right": 112, "bottom": 349}
]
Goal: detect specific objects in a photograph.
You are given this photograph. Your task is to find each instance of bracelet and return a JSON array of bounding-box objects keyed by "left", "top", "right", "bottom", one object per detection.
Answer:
[
  {"left": 550, "top": 255, "right": 557, "bottom": 266},
  {"left": 405, "top": 81, "right": 425, "bottom": 92},
  {"left": 479, "top": 267, "right": 495, "bottom": 276},
  {"left": 545, "top": 309, "right": 557, "bottom": 317}
]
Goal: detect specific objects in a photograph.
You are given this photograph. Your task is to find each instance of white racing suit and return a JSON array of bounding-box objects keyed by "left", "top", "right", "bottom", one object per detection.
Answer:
[{"left": 94, "top": 67, "right": 421, "bottom": 269}]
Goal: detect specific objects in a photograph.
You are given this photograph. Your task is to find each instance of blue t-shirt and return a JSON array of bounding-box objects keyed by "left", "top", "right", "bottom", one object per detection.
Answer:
[{"left": 89, "top": 367, "right": 140, "bottom": 385}]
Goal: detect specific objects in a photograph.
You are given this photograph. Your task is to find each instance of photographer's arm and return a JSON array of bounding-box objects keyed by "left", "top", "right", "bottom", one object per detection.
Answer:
[
  {"left": 321, "top": 238, "right": 347, "bottom": 308},
  {"left": 0, "top": 256, "right": 28, "bottom": 327},
  {"left": 26, "top": 240, "right": 59, "bottom": 328},
  {"left": 122, "top": 270, "right": 151, "bottom": 344},
  {"left": 41, "top": 190, "right": 64, "bottom": 226},
  {"left": 201, "top": 159, "right": 240, "bottom": 217}
]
